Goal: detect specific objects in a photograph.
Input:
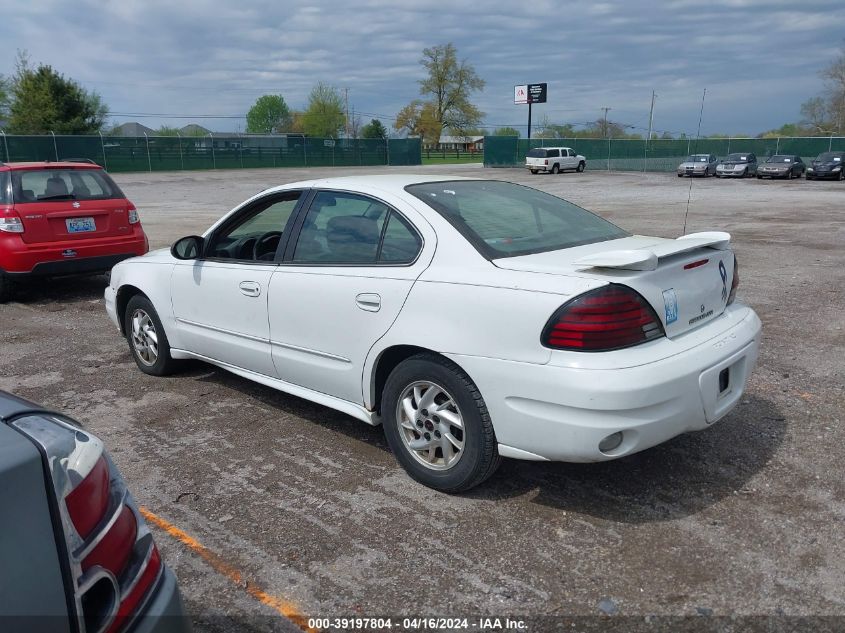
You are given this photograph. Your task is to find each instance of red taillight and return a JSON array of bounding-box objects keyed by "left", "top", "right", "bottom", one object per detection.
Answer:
[
  {"left": 542, "top": 284, "right": 665, "bottom": 351},
  {"left": 728, "top": 256, "right": 739, "bottom": 304},
  {"left": 82, "top": 506, "right": 138, "bottom": 577},
  {"left": 65, "top": 455, "right": 110, "bottom": 539},
  {"left": 10, "top": 414, "right": 165, "bottom": 632},
  {"left": 108, "top": 545, "right": 162, "bottom": 633},
  {"left": 0, "top": 209, "right": 25, "bottom": 233}
]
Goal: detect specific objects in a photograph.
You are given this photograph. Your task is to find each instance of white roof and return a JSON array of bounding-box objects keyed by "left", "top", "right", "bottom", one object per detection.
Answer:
[{"left": 262, "top": 174, "right": 479, "bottom": 198}]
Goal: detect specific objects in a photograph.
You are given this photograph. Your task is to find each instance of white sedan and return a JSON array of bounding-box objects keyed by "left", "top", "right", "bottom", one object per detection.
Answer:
[{"left": 105, "top": 176, "right": 761, "bottom": 492}]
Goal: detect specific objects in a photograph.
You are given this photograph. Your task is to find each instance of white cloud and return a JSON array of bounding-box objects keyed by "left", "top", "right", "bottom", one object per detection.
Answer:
[{"left": 0, "top": 0, "right": 842, "bottom": 135}]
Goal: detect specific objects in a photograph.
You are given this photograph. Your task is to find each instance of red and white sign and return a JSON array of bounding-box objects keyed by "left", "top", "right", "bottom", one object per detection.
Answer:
[{"left": 514, "top": 85, "right": 528, "bottom": 105}]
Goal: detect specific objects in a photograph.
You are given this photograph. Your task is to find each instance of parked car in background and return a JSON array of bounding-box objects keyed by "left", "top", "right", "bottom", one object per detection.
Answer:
[
  {"left": 0, "top": 160, "right": 148, "bottom": 303},
  {"left": 757, "top": 155, "right": 806, "bottom": 179},
  {"left": 0, "top": 390, "right": 189, "bottom": 632},
  {"left": 106, "top": 175, "right": 760, "bottom": 493},
  {"left": 806, "top": 151, "right": 845, "bottom": 180},
  {"left": 525, "top": 147, "right": 586, "bottom": 174},
  {"left": 715, "top": 153, "right": 758, "bottom": 178},
  {"left": 676, "top": 154, "right": 718, "bottom": 177}
]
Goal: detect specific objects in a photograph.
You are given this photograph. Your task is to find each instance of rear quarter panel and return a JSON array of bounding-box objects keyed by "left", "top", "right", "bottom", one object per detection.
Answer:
[{"left": 0, "top": 423, "right": 71, "bottom": 626}]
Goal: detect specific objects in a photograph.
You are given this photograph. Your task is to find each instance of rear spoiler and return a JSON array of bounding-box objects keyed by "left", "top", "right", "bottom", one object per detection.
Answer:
[{"left": 574, "top": 232, "right": 731, "bottom": 271}]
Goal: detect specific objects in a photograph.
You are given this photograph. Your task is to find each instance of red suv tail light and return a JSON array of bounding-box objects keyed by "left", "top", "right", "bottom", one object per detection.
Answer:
[
  {"left": 542, "top": 284, "right": 665, "bottom": 351},
  {"left": 0, "top": 211, "right": 25, "bottom": 233},
  {"left": 10, "top": 414, "right": 164, "bottom": 633}
]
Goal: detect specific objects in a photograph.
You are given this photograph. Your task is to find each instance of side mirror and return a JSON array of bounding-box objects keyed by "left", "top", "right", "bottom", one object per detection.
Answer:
[{"left": 171, "top": 235, "right": 204, "bottom": 260}]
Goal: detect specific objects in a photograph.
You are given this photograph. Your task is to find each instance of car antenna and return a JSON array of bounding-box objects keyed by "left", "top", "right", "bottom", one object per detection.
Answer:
[{"left": 683, "top": 88, "right": 707, "bottom": 235}]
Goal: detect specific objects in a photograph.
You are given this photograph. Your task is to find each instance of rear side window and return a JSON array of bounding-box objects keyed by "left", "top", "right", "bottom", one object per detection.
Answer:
[
  {"left": 0, "top": 172, "right": 10, "bottom": 204},
  {"left": 292, "top": 191, "right": 421, "bottom": 265},
  {"left": 11, "top": 169, "right": 124, "bottom": 202},
  {"left": 380, "top": 212, "right": 422, "bottom": 263}
]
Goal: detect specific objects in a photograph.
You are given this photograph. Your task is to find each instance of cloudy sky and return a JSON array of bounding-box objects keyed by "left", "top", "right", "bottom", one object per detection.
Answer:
[{"left": 2, "top": 0, "right": 844, "bottom": 137}]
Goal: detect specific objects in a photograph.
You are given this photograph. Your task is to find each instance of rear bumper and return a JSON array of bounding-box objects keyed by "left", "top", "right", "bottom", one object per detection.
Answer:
[
  {"left": 0, "top": 231, "right": 147, "bottom": 276},
  {"left": 447, "top": 304, "right": 761, "bottom": 462},
  {"left": 131, "top": 567, "right": 192, "bottom": 633}
]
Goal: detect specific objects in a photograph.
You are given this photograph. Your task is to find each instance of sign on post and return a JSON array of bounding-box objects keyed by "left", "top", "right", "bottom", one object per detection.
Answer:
[
  {"left": 514, "top": 83, "right": 547, "bottom": 105},
  {"left": 514, "top": 83, "right": 548, "bottom": 138}
]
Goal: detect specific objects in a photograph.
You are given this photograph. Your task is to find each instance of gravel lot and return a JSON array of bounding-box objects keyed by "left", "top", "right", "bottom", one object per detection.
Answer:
[{"left": 1, "top": 165, "right": 843, "bottom": 631}]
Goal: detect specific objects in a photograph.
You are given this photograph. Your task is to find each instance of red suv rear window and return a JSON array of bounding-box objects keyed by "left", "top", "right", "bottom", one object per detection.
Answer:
[{"left": 10, "top": 169, "right": 125, "bottom": 203}]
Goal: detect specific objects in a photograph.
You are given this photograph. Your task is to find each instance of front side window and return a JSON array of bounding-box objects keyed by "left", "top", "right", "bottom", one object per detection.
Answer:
[
  {"left": 12, "top": 169, "right": 124, "bottom": 202},
  {"left": 407, "top": 180, "right": 628, "bottom": 259},
  {"left": 292, "top": 191, "right": 421, "bottom": 265},
  {"left": 207, "top": 193, "right": 301, "bottom": 261}
]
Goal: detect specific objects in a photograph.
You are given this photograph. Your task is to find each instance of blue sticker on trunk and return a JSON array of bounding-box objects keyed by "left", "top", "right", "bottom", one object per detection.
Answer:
[{"left": 663, "top": 288, "right": 679, "bottom": 324}]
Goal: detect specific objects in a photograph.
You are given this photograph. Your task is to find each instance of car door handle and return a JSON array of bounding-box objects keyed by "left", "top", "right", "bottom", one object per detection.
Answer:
[
  {"left": 355, "top": 293, "right": 381, "bottom": 312},
  {"left": 239, "top": 281, "right": 261, "bottom": 297}
]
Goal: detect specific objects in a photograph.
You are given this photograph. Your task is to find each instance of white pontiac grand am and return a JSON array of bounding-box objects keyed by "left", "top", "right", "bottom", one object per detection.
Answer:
[{"left": 105, "top": 176, "right": 761, "bottom": 492}]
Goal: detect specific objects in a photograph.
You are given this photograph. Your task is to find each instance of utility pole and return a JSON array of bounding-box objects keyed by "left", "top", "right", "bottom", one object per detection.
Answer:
[
  {"left": 344, "top": 88, "right": 350, "bottom": 138},
  {"left": 601, "top": 107, "right": 611, "bottom": 171},
  {"left": 601, "top": 107, "right": 611, "bottom": 138},
  {"left": 644, "top": 91, "right": 656, "bottom": 173}
]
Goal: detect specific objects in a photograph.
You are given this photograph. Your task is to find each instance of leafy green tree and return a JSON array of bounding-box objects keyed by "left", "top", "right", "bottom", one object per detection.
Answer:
[
  {"left": 302, "top": 83, "right": 345, "bottom": 137},
  {"left": 361, "top": 118, "right": 388, "bottom": 139},
  {"left": 8, "top": 56, "right": 107, "bottom": 134},
  {"left": 155, "top": 125, "right": 181, "bottom": 136},
  {"left": 246, "top": 94, "right": 292, "bottom": 134},
  {"left": 395, "top": 43, "right": 485, "bottom": 140},
  {"left": 492, "top": 126, "right": 519, "bottom": 137},
  {"left": 394, "top": 99, "right": 441, "bottom": 144},
  {"left": 0, "top": 75, "right": 10, "bottom": 123}
]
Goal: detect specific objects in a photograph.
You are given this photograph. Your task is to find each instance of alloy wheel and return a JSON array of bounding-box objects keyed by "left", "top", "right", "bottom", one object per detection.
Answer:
[
  {"left": 396, "top": 381, "right": 465, "bottom": 471},
  {"left": 130, "top": 308, "right": 159, "bottom": 366}
]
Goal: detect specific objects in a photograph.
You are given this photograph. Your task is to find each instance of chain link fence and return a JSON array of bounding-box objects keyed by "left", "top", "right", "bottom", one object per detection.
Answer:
[
  {"left": 484, "top": 136, "right": 845, "bottom": 171},
  {"left": 0, "top": 133, "right": 421, "bottom": 171}
]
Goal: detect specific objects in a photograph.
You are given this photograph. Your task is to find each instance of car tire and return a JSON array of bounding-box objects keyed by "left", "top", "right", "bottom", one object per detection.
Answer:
[
  {"left": 530, "top": 169, "right": 538, "bottom": 174},
  {"left": 124, "top": 295, "right": 180, "bottom": 376},
  {"left": 840, "top": 171, "right": 844, "bottom": 181},
  {"left": 577, "top": 161, "right": 585, "bottom": 173},
  {"left": 551, "top": 164, "right": 560, "bottom": 174},
  {"left": 677, "top": 173, "right": 683, "bottom": 177},
  {"left": 0, "top": 273, "right": 11, "bottom": 304},
  {"left": 381, "top": 354, "right": 501, "bottom": 493},
  {"left": 757, "top": 175, "right": 763, "bottom": 179}
]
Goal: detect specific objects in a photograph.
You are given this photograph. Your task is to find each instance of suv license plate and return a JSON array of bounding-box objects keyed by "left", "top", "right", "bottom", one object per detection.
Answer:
[{"left": 66, "top": 217, "right": 96, "bottom": 233}]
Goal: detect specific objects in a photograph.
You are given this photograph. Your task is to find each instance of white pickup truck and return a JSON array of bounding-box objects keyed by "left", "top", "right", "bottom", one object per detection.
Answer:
[{"left": 525, "top": 147, "right": 586, "bottom": 174}]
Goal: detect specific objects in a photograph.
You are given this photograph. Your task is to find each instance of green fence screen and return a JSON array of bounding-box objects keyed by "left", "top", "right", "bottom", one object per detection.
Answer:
[
  {"left": 484, "top": 136, "right": 845, "bottom": 172},
  {"left": 0, "top": 134, "right": 421, "bottom": 172}
]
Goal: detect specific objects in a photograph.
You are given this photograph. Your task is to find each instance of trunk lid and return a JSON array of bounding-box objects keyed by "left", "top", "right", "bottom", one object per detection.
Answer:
[
  {"left": 494, "top": 233, "right": 735, "bottom": 338},
  {"left": 14, "top": 198, "right": 133, "bottom": 244}
]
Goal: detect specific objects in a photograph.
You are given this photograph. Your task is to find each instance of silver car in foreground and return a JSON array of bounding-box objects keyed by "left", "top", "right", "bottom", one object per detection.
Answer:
[{"left": 676, "top": 154, "right": 718, "bottom": 177}]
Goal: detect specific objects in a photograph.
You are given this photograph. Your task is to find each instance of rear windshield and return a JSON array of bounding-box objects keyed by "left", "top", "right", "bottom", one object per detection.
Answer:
[
  {"left": 406, "top": 180, "right": 629, "bottom": 258},
  {"left": 11, "top": 168, "right": 125, "bottom": 203},
  {"left": 527, "top": 148, "right": 551, "bottom": 158}
]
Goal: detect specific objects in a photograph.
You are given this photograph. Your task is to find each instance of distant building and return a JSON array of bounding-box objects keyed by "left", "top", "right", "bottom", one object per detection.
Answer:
[
  {"left": 111, "top": 122, "right": 155, "bottom": 137},
  {"left": 426, "top": 135, "right": 484, "bottom": 151},
  {"left": 179, "top": 124, "right": 212, "bottom": 136}
]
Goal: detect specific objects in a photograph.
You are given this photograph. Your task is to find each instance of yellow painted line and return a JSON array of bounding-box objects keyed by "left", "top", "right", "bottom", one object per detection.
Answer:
[{"left": 140, "top": 507, "right": 318, "bottom": 632}]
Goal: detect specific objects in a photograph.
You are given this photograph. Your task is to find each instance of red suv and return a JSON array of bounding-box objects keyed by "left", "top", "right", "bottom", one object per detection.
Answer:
[{"left": 0, "top": 160, "right": 148, "bottom": 302}]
